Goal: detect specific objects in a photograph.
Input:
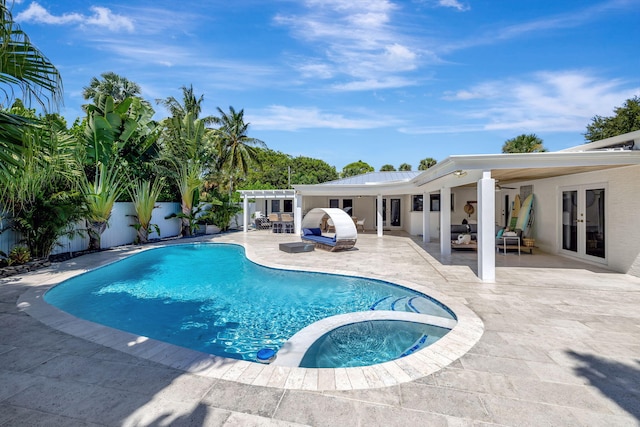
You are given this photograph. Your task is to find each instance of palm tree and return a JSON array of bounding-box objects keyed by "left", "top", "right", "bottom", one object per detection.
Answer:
[
  {"left": 156, "top": 84, "right": 215, "bottom": 124},
  {"left": 159, "top": 112, "right": 211, "bottom": 236},
  {"left": 399, "top": 163, "right": 412, "bottom": 171},
  {"left": 82, "top": 72, "right": 141, "bottom": 103},
  {"left": 0, "top": 1, "right": 63, "bottom": 184},
  {"left": 0, "top": 1, "right": 62, "bottom": 110},
  {"left": 213, "top": 106, "right": 265, "bottom": 193},
  {"left": 380, "top": 164, "right": 396, "bottom": 171},
  {"left": 502, "top": 134, "right": 547, "bottom": 153},
  {"left": 418, "top": 157, "right": 437, "bottom": 170}
]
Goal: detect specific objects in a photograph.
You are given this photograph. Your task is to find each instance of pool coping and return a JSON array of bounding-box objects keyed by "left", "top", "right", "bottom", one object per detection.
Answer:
[{"left": 16, "top": 238, "right": 484, "bottom": 391}]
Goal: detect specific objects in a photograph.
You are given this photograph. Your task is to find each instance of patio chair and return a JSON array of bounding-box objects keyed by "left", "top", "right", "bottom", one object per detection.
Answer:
[
  {"left": 268, "top": 213, "right": 281, "bottom": 233},
  {"left": 326, "top": 218, "right": 335, "bottom": 232},
  {"left": 280, "top": 213, "right": 294, "bottom": 233},
  {"left": 355, "top": 218, "right": 366, "bottom": 232}
]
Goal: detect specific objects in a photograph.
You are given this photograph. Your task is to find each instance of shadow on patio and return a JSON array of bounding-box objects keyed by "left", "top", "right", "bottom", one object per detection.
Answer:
[{"left": 567, "top": 351, "right": 640, "bottom": 421}]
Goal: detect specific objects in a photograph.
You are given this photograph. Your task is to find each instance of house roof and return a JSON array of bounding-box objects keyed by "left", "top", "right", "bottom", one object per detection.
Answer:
[{"left": 560, "top": 129, "right": 640, "bottom": 152}]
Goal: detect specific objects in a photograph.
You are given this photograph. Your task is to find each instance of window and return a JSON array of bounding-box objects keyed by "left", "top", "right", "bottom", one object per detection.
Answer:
[
  {"left": 284, "top": 199, "right": 293, "bottom": 213},
  {"left": 430, "top": 194, "right": 440, "bottom": 211},
  {"left": 430, "top": 194, "right": 454, "bottom": 212},
  {"left": 412, "top": 195, "right": 423, "bottom": 211},
  {"left": 329, "top": 199, "right": 339, "bottom": 208},
  {"left": 271, "top": 200, "right": 280, "bottom": 213}
]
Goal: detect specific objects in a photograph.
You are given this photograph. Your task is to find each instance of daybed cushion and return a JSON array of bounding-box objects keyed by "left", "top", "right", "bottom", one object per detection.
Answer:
[
  {"left": 302, "top": 227, "right": 322, "bottom": 236},
  {"left": 301, "top": 234, "right": 337, "bottom": 246}
]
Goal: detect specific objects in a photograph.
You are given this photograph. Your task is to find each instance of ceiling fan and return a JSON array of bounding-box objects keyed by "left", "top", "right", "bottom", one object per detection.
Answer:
[{"left": 495, "top": 180, "right": 517, "bottom": 191}]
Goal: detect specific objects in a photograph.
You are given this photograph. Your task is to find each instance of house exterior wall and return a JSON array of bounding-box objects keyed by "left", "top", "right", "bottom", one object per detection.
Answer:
[{"left": 502, "top": 165, "right": 640, "bottom": 276}]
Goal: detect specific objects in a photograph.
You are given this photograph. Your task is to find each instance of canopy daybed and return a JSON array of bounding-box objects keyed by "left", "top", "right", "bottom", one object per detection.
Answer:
[{"left": 300, "top": 208, "right": 357, "bottom": 251}]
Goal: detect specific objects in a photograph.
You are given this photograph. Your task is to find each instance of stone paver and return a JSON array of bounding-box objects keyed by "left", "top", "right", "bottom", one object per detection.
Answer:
[{"left": 0, "top": 231, "right": 638, "bottom": 426}]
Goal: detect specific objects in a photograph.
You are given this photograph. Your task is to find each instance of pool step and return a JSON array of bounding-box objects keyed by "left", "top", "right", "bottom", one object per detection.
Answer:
[
  {"left": 370, "top": 295, "right": 436, "bottom": 314},
  {"left": 400, "top": 334, "right": 429, "bottom": 357}
]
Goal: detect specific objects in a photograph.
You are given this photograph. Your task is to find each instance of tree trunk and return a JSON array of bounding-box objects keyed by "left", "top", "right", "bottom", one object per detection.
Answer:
[
  {"left": 87, "top": 220, "right": 107, "bottom": 250},
  {"left": 181, "top": 203, "right": 191, "bottom": 237},
  {"left": 137, "top": 226, "right": 149, "bottom": 244}
]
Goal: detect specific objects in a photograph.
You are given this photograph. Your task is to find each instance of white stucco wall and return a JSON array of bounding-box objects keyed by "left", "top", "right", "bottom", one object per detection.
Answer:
[{"left": 502, "top": 164, "right": 640, "bottom": 276}]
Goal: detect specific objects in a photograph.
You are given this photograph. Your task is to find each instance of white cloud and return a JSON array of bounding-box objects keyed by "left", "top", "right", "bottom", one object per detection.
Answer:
[
  {"left": 332, "top": 76, "right": 416, "bottom": 91},
  {"left": 248, "top": 105, "right": 404, "bottom": 131},
  {"left": 437, "top": 0, "right": 470, "bottom": 12},
  {"left": 85, "top": 7, "right": 134, "bottom": 32},
  {"left": 274, "top": 0, "right": 424, "bottom": 90},
  {"left": 16, "top": 2, "right": 134, "bottom": 32},
  {"left": 403, "top": 71, "right": 640, "bottom": 134},
  {"left": 16, "top": 2, "right": 83, "bottom": 25}
]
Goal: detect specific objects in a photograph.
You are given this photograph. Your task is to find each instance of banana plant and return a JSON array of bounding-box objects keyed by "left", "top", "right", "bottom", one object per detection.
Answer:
[{"left": 83, "top": 94, "right": 159, "bottom": 167}]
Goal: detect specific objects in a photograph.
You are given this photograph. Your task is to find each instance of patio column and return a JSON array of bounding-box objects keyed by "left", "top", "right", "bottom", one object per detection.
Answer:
[
  {"left": 440, "top": 187, "right": 451, "bottom": 255},
  {"left": 477, "top": 170, "right": 496, "bottom": 282},
  {"left": 422, "top": 191, "right": 430, "bottom": 243},
  {"left": 243, "top": 193, "right": 249, "bottom": 233},
  {"left": 294, "top": 193, "right": 302, "bottom": 235},
  {"left": 376, "top": 194, "right": 383, "bottom": 237}
]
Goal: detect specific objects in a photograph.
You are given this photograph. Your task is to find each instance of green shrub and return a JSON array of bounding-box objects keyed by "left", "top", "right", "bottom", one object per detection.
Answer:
[{"left": 8, "top": 246, "right": 30, "bottom": 265}]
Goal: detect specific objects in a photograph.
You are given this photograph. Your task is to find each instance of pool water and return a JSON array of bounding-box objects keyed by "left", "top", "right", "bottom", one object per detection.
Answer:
[
  {"left": 299, "top": 320, "right": 450, "bottom": 368},
  {"left": 45, "top": 244, "right": 454, "bottom": 363}
]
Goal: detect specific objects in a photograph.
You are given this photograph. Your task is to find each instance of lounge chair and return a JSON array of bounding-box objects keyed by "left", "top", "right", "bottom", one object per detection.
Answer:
[
  {"left": 300, "top": 208, "right": 357, "bottom": 252},
  {"left": 355, "top": 218, "right": 366, "bottom": 232}
]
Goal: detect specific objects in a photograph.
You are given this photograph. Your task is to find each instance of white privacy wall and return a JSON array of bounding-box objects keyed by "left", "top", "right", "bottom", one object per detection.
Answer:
[{"left": 1, "top": 202, "right": 181, "bottom": 256}]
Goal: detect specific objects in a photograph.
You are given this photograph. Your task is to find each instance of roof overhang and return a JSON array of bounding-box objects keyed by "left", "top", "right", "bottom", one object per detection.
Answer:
[
  {"left": 410, "top": 150, "right": 640, "bottom": 193},
  {"left": 238, "top": 189, "right": 296, "bottom": 199}
]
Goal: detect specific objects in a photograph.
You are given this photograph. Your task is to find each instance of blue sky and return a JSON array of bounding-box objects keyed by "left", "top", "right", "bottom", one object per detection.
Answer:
[{"left": 12, "top": 0, "right": 640, "bottom": 171}]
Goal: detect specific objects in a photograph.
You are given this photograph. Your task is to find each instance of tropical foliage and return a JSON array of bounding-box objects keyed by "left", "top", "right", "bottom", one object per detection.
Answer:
[
  {"left": 418, "top": 157, "right": 437, "bottom": 170},
  {"left": 0, "top": 0, "right": 62, "bottom": 110},
  {"left": 242, "top": 148, "right": 338, "bottom": 189},
  {"left": 211, "top": 106, "right": 265, "bottom": 194},
  {"left": 128, "top": 179, "right": 164, "bottom": 244},
  {"left": 1, "top": 105, "right": 83, "bottom": 258},
  {"left": 501, "top": 134, "right": 547, "bottom": 153},
  {"left": 80, "top": 163, "right": 127, "bottom": 250},
  {"left": 380, "top": 164, "right": 396, "bottom": 171},
  {"left": 584, "top": 96, "right": 640, "bottom": 142},
  {"left": 341, "top": 160, "right": 374, "bottom": 178},
  {"left": 399, "top": 163, "right": 412, "bottom": 171},
  {"left": 82, "top": 71, "right": 141, "bottom": 104}
]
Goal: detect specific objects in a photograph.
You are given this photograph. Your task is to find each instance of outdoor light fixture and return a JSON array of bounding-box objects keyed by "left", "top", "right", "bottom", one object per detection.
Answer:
[{"left": 453, "top": 170, "right": 467, "bottom": 177}]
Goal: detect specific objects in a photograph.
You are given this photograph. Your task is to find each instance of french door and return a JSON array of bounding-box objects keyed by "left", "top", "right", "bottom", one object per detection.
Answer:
[
  {"left": 376, "top": 198, "right": 402, "bottom": 229},
  {"left": 561, "top": 185, "right": 606, "bottom": 262}
]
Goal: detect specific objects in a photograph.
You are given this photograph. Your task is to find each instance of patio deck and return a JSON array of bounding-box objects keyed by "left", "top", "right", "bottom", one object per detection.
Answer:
[{"left": 1, "top": 231, "right": 638, "bottom": 426}]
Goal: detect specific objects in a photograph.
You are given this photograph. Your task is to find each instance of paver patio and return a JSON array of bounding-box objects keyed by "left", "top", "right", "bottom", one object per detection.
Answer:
[{"left": 1, "top": 231, "right": 638, "bottom": 426}]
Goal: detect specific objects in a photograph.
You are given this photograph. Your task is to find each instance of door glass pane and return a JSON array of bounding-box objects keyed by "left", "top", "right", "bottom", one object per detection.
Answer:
[
  {"left": 562, "top": 191, "right": 577, "bottom": 252},
  {"left": 382, "top": 199, "right": 387, "bottom": 226},
  {"left": 391, "top": 199, "right": 401, "bottom": 226},
  {"left": 342, "top": 199, "right": 353, "bottom": 216},
  {"left": 585, "top": 189, "right": 605, "bottom": 258}
]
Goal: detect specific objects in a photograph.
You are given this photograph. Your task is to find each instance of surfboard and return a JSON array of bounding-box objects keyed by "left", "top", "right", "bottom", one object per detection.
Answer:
[
  {"left": 508, "top": 194, "right": 521, "bottom": 230},
  {"left": 515, "top": 194, "right": 534, "bottom": 232}
]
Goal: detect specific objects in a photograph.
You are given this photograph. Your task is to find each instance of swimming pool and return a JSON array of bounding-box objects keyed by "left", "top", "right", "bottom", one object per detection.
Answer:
[{"left": 45, "top": 243, "right": 455, "bottom": 365}]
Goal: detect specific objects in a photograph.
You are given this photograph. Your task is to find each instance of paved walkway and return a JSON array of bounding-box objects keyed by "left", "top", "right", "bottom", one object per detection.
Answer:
[{"left": 1, "top": 231, "right": 639, "bottom": 426}]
